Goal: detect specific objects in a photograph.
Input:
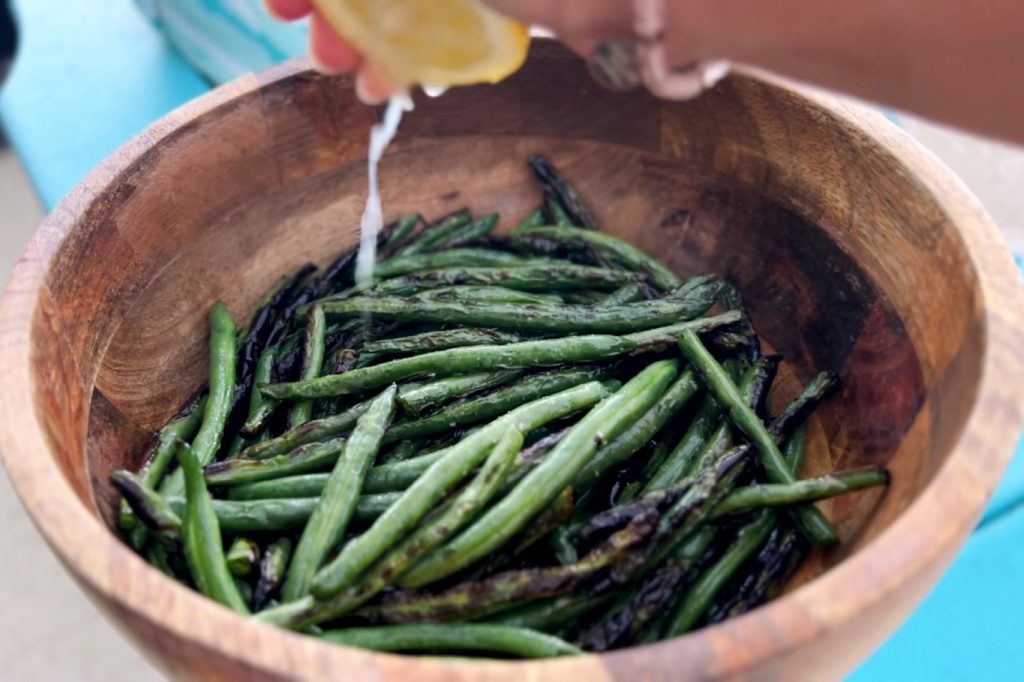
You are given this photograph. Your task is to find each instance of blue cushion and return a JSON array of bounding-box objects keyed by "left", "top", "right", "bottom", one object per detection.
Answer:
[
  {"left": 852, "top": 503, "right": 1024, "bottom": 680},
  {"left": 136, "top": 0, "right": 308, "bottom": 85},
  {"left": 0, "top": 0, "right": 210, "bottom": 210}
]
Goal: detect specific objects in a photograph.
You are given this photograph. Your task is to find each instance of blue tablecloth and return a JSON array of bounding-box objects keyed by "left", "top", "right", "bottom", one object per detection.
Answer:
[{"left": 2, "top": 2, "right": 1022, "bottom": 678}]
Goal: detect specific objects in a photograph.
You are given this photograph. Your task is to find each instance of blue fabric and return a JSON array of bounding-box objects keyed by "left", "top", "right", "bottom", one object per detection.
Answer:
[
  {"left": 136, "top": 0, "right": 308, "bottom": 85},
  {"left": 852, "top": 504, "right": 1024, "bottom": 681},
  {"left": 0, "top": 0, "right": 210, "bottom": 210}
]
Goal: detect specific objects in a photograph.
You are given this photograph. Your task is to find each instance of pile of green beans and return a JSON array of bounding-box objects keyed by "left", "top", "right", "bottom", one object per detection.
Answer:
[{"left": 113, "top": 155, "right": 889, "bottom": 659}]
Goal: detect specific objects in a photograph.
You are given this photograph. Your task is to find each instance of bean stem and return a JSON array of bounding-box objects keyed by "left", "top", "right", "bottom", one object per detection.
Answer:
[{"left": 283, "top": 385, "right": 397, "bottom": 601}]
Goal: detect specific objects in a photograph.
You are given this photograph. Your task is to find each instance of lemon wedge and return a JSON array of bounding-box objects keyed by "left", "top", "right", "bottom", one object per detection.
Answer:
[{"left": 312, "top": 0, "right": 530, "bottom": 89}]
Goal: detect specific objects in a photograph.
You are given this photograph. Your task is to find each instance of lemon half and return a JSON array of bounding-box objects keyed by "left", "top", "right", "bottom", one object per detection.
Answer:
[{"left": 312, "top": 0, "right": 530, "bottom": 89}]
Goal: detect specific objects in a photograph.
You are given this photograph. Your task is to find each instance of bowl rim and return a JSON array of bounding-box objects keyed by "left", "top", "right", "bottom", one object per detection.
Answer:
[{"left": 1, "top": 58, "right": 1022, "bottom": 679}]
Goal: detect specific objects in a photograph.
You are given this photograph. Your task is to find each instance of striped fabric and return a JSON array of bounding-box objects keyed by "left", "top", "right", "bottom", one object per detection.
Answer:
[{"left": 135, "top": 0, "right": 308, "bottom": 84}]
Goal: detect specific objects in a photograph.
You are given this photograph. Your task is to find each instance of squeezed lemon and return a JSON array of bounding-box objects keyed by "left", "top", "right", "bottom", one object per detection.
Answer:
[{"left": 313, "top": 0, "right": 530, "bottom": 90}]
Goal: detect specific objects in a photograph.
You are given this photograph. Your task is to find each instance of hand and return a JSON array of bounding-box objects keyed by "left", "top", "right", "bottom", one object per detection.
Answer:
[
  {"left": 268, "top": 0, "right": 1024, "bottom": 143},
  {"left": 265, "top": 0, "right": 394, "bottom": 103}
]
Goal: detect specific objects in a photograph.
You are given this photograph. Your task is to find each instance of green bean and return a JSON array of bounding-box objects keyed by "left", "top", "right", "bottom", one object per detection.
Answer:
[
  {"left": 543, "top": 190, "right": 576, "bottom": 227},
  {"left": 309, "top": 381, "right": 614, "bottom": 598},
  {"left": 603, "top": 283, "right": 647, "bottom": 305},
  {"left": 509, "top": 226, "right": 682, "bottom": 291},
  {"left": 425, "top": 213, "right": 499, "bottom": 251},
  {"left": 399, "top": 360, "right": 678, "bottom": 588},
  {"left": 529, "top": 155, "right": 598, "bottom": 230},
  {"left": 617, "top": 419, "right": 688, "bottom": 504},
  {"left": 238, "top": 347, "right": 276, "bottom": 436},
  {"left": 227, "top": 270, "right": 306, "bottom": 439},
  {"left": 423, "top": 285, "right": 563, "bottom": 306},
  {"left": 160, "top": 303, "right": 237, "bottom": 496},
  {"left": 386, "top": 367, "right": 611, "bottom": 443},
  {"left": 620, "top": 445, "right": 750, "bottom": 585},
  {"left": 374, "top": 429, "right": 521, "bottom": 579},
  {"left": 204, "top": 438, "right": 347, "bottom": 486},
  {"left": 226, "top": 349, "right": 275, "bottom": 457},
  {"left": 573, "top": 369, "right": 700, "bottom": 490},
  {"left": 235, "top": 440, "right": 473, "bottom": 498},
  {"left": 677, "top": 330, "right": 838, "bottom": 545},
  {"left": 319, "top": 624, "right": 580, "bottom": 658},
  {"left": 354, "top": 509, "right": 659, "bottom": 624},
  {"left": 227, "top": 473, "right": 329, "bottom": 500},
  {"left": 511, "top": 487, "right": 575, "bottom": 556},
  {"left": 362, "top": 450, "right": 447, "bottom": 493},
  {"left": 486, "top": 593, "right": 615, "bottom": 632},
  {"left": 379, "top": 213, "right": 422, "bottom": 257},
  {"left": 240, "top": 398, "right": 279, "bottom": 439},
  {"left": 785, "top": 423, "right": 808, "bottom": 475},
  {"left": 374, "top": 248, "right": 536, "bottom": 279},
  {"left": 225, "top": 436, "right": 248, "bottom": 460},
  {"left": 397, "top": 370, "right": 524, "bottom": 414},
  {"left": 112, "top": 470, "right": 182, "bottom": 537},
  {"left": 166, "top": 492, "right": 399, "bottom": 533},
  {"left": 337, "top": 264, "right": 638, "bottom": 299},
  {"left": 399, "top": 210, "right": 471, "bottom": 256},
  {"left": 288, "top": 305, "right": 327, "bottom": 429},
  {"left": 278, "top": 429, "right": 523, "bottom": 627},
  {"left": 138, "top": 395, "right": 207, "bottom": 490},
  {"left": 711, "top": 467, "right": 890, "bottom": 517},
  {"left": 240, "top": 400, "right": 370, "bottom": 460},
  {"left": 638, "top": 394, "right": 720, "bottom": 495},
  {"left": 708, "top": 525, "right": 804, "bottom": 623},
  {"left": 226, "top": 538, "right": 260, "bottom": 577},
  {"left": 579, "top": 525, "right": 716, "bottom": 650},
  {"left": 229, "top": 442, "right": 469, "bottom": 498},
  {"left": 119, "top": 393, "right": 205, "bottom": 536},
  {"left": 261, "top": 335, "right": 636, "bottom": 400},
  {"left": 622, "top": 310, "right": 742, "bottom": 352},
  {"left": 665, "top": 510, "right": 776, "bottom": 636},
  {"left": 363, "top": 328, "right": 524, "bottom": 355},
  {"left": 379, "top": 439, "right": 420, "bottom": 463},
  {"left": 560, "top": 289, "right": 605, "bottom": 304},
  {"left": 661, "top": 357, "right": 799, "bottom": 498},
  {"left": 311, "top": 284, "right": 721, "bottom": 338},
  {"left": 146, "top": 543, "right": 177, "bottom": 579},
  {"left": 583, "top": 467, "right": 889, "bottom": 541},
  {"left": 768, "top": 371, "right": 839, "bottom": 443},
  {"left": 515, "top": 208, "right": 546, "bottom": 231},
  {"left": 283, "top": 386, "right": 398, "bottom": 601},
  {"left": 254, "top": 537, "right": 293, "bottom": 610},
  {"left": 178, "top": 443, "right": 249, "bottom": 614}
]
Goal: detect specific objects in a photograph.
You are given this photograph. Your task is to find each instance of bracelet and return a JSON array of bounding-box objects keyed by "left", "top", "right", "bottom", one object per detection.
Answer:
[{"left": 586, "top": 0, "right": 730, "bottom": 100}]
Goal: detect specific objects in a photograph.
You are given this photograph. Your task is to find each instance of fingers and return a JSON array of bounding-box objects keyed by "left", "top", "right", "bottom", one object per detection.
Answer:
[
  {"left": 309, "top": 9, "right": 361, "bottom": 74},
  {"left": 266, "top": 0, "right": 390, "bottom": 104},
  {"left": 355, "top": 65, "right": 395, "bottom": 105},
  {"left": 265, "top": 0, "right": 312, "bottom": 21}
]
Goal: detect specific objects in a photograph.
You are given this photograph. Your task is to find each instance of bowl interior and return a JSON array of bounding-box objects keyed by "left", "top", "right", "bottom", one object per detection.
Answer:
[{"left": 32, "top": 43, "right": 982, "bottom": 623}]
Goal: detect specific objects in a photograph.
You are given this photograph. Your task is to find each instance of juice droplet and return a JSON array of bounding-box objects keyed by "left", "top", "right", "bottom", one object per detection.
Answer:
[{"left": 355, "top": 93, "right": 415, "bottom": 287}]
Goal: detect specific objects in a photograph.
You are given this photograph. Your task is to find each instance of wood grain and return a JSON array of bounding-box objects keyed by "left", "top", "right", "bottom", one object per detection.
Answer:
[{"left": 0, "top": 41, "right": 1021, "bottom": 680}]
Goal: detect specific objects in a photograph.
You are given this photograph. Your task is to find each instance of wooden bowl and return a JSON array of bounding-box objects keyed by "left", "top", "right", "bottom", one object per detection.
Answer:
[{"left": 1, "top": 41, "right": 1022, "bottom": 680}]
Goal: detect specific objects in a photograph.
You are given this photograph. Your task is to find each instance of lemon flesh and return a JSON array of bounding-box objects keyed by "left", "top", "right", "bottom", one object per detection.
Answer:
[{"left": 312, "top": 0, "right": 530, "bottom": 89}]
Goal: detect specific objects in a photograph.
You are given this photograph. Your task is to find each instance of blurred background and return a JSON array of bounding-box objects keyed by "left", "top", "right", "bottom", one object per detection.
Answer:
[{"left": 0, "top": 1, "right": 1021, "bottom": 679}]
